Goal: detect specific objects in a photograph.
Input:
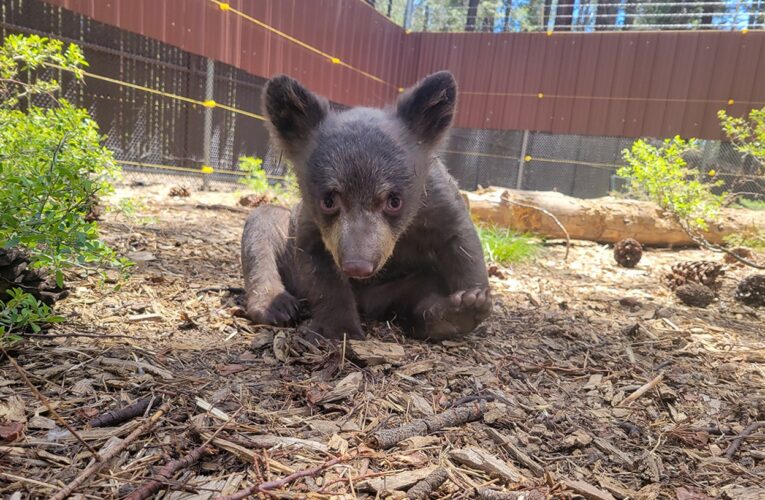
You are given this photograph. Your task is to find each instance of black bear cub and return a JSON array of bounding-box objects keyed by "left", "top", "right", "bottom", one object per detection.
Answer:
[{"left": 241, "top": 71, "right": 491, "bottom": 341}]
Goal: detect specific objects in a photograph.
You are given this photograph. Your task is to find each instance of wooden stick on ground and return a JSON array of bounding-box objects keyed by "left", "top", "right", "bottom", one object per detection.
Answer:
[
  {"left": 214, "top": 456, "right": 343, "bottom": 500},
  {"left": 724, "top": 421, "right": 764, "bottom": 459},
  {"left": 619, "top": 373, "right": 664, "bottom": 407},
  {"left": 368, "top": 403, "right": 485, "bottom": 450},
  {"left": 406, "top": 467, "right": 449, "bottom": 499},
  {"left": 89, "top": 396, "right": 156, "bottom": 428},
  {"left": 2, "top": 350, "right": 100, "bottom": 459},
  {"left": 50, "top": 402, "right": 171, "bottom": 500},
  {"left": 125, "top": 445, "right": 213, "bottom": 500}
]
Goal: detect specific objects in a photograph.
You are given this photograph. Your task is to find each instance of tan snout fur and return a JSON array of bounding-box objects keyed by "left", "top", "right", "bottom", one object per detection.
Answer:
[{"left": 321, "top": 210, "right": 396, "bottom": 276}]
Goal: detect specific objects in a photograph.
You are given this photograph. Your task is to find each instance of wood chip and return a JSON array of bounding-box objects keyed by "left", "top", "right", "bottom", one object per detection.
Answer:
[
  {"left": 450, "top": 446, "right": 528, "bottom": 483},
  {"left": 483, "top": 426, "right": 545, "bottom": 477},
  {"left": 347, "top": 339, "right": 406, "bottom": 366},
  {"left": 360, "top": 465, "right": 438, "bottom": 493},
  {"left": 563, "top": 479, "right": 617, "bottom": 500}
]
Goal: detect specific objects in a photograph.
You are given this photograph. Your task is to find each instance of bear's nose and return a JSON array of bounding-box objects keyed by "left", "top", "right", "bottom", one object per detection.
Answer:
[{"left": 342, "top": 260, "right": 374, "bottom": 278}]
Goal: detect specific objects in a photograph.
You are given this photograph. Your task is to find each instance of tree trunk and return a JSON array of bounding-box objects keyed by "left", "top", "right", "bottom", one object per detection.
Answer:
[
  {"left": 543, "top": 0, "right": 555, "bottom": 28},
  {"left": 701, "top": 0, "right": 715, "bottom": 28},
  {"left": 466, "top": 0, "right": 481, "bottom": 31},
  {"left": 556, "top": 0, "right": 574, "bottom": 30},
  {"left": 503, "top": 0, "right": 512, "bottom": 31},
  {"left": 387, "top": 0, "right": 393, "bottom": 17},
  {"left": 465, "top": 187, "right": 765, "bottom": 247},
  {"left": 595, "top": 1, "right": 618, "bottom": 30}
]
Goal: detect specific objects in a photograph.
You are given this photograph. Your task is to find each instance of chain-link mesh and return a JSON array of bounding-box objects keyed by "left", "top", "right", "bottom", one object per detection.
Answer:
[{"left": 442, "top": 130, "right": 764, "bottom": 200}]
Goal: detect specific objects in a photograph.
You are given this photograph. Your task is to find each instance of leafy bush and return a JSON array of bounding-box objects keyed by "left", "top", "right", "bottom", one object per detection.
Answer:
[
  {"left": 476, "top": 224, "right": 540, "bottom": 265},
  {"left": 619, "top": 137, "right": 725, "bottom": 232},
  {"left": 1, "top": 288, "right": 63, "bottom": 346},
  {"left": 0, "top": 34, "right": 124, "bottom": 282},
  {"left": 0, "top": 34, "right": 125, "bottom": 335},
  {"left": 238, "top": 155, "right": 299, "bottom": 201},
  {"left": 718, "top": 107, "right": 765, "bottom": 171}
]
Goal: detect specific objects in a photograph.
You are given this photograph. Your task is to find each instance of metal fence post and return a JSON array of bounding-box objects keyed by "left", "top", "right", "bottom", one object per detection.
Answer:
[
  {"left": 516, "top": 130, "right": 529, "bottom": 190},
  {"left": 202, "top": 58, "right": 214, "bottom": 191}
]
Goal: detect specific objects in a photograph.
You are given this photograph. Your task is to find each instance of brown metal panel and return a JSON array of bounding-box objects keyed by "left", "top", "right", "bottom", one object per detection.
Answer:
[
  {"left": 727, "top": 33, "right": 764, "bottom": 121},
  {"left": 483, "top": 35, "right": 513, "bottom": 130},
  {"left": 457, "top": 34, "right": 493, "bottom": 128},
  {"left": 495, "top": 33, "right": 531, "bottom": 130},
  {"left": 700, "top": 33, "right": 741, "bottom": 137},
  {"left": 516, "top": 34, "right": 547, "bottom": 131},
  {"left": 583, "top": 34, "right": 619, "bottom": 137},
  {"left": 605, "top": 33, "right": 640, "bottom": 137},
  {"left": 622, "top": 33, "right": 659, "bottom": 138},
  {"left": 551, "top": 34, "right": 585, "bottom": 135},
  {"left": 661, "top": 33, "right": 700, "bottom": 138},
  {"left": 639, "top": 33, "right": 678, "bottom": 138},
  {"left": 93, "top": 0, "right": 118, "bottom": 26},
  {"left": 535, "top": 33, "right": 566, "bottom": 133},
  {"left": 682, "top": 32, "right": 723, "bottom": 138},
  {"left": 117, "top": 0, "right": 143, "bottom": 34},
  {"left": 568, "top": 34, "right": 601, "bottom": 135},
  {"left": 139, "top": 0, "right": 166, "bottom": 42}
]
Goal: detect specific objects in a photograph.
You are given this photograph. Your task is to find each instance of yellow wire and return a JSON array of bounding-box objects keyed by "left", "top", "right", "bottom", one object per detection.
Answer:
[
  {"left": 210, "top": 0, "right": 395, "bottom": 89},
  {"left": 46, "top": 63, "right": 265, "bottom": 121},
  {"left": 118, "top": 160, "right": 289, "bottom": 180},
  {"left": 460, "top": 90, "right": 765, "bottom": 106}
]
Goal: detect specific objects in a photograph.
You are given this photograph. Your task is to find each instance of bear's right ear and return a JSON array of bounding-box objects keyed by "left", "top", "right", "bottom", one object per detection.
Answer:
[{"left": 262, "top": 75, "right": 329, "bottom": 156}]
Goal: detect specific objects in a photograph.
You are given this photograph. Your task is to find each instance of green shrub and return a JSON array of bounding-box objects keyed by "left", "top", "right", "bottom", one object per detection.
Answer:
[
  {"left": 619, "top": 137, "right": 725, "bottom": 232},
  {"left": 238, "top": 155, "right": 299, "bottom": 201},
  {"left": 1, "top": 288, "right": 64, "bottom": 346},
  {"left": 718, "top": 107, "right": 765, "bottom": 171},
  {"left": 476, "top": 224, "right": 540, "bottom": 265},
  {"left": 0, "top": 34, "right": 126, "bottom": 335}
]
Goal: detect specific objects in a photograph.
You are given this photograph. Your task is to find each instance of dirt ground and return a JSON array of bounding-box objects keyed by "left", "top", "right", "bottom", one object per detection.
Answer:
[{"left": 1, "top": 181, "right": 764, "bottom": 499}]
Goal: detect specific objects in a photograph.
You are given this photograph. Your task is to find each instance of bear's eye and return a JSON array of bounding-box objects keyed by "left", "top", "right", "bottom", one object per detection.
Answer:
[
  {"left": 384, "top": 193, "right": 402, "bottom": 214},
  {"left": 320, "top": 192, "right": 339, "bottom": 214}
]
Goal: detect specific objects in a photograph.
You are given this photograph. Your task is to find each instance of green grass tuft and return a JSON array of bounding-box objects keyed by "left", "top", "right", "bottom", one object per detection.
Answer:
[
  {"left": 735, "top": 198, "right": 765, "bottom": 211},
  {"left": 476, "top": 224, "right": 541, "bottom": 265}
]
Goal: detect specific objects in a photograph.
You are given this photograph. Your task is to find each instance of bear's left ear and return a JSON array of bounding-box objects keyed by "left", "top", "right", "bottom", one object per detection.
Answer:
[
  {"left": 262, "top": 74, "right": 329, "bottom": 158},
  {"left": 396, "top": 71, "right": 457, "bottom": 146}
]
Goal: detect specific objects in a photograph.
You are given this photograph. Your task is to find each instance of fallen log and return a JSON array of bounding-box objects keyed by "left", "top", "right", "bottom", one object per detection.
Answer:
[{"left": 464, "top": 187, "right": 765, "bottom": 247}]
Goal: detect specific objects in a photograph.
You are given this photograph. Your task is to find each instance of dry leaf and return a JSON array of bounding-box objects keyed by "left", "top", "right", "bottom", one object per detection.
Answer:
[{"left": 0, "top": 421, "right": 24, "bottom": 442}]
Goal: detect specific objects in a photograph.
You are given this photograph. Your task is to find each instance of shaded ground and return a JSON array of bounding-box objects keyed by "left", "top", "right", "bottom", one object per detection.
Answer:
[{"left": 1, "top": 182, "right": 764, "bottom": 499}]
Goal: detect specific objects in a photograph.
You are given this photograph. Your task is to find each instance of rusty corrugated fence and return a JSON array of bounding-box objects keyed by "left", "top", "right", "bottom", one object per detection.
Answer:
[{"left": 42, "top": 0, "right": 765, "bottom": 141}]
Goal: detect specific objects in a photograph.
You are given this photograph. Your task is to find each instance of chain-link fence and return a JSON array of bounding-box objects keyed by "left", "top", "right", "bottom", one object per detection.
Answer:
[{"left": 439, "top": 129, "right": 764, "bottom": 200}]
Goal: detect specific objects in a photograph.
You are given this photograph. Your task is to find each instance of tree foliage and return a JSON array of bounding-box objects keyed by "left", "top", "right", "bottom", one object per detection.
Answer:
[
  {"left": 0, "top": 34, "right": 125, "bottom": 341},
  {"left": 0, "top": 34, "right": 124, "bottom": 281},
  {"left": 718, "top": 107, "right": 765, "bottom": 172},
  {"left": 618, "top": 137, "right": 725, "bottom": 232}
]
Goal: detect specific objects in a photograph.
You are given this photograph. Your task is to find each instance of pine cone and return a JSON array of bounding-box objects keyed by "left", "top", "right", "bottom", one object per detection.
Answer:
[
  {"left": 665, "top": 261, "right": 724, "bottom": 291},
  {"left": 0, "top": 248, "right": 68, "bottom": 306},
  {"left": 675, "top": 283, "right": 715, "bottom": 308},
  {"left": 614, "top": 238, "right": 643, "bottom": 268},
  {"left": 169, "top": 186, "right": 191, "bottom": 197},
  {"left": 735, "top": 275, "right": 765, "bottom": 307}
]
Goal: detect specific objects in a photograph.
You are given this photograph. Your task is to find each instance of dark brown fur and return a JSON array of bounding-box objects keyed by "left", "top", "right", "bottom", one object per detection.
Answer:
[{"left": 241, "top": 71, "right": 491, "bottom": 340}]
